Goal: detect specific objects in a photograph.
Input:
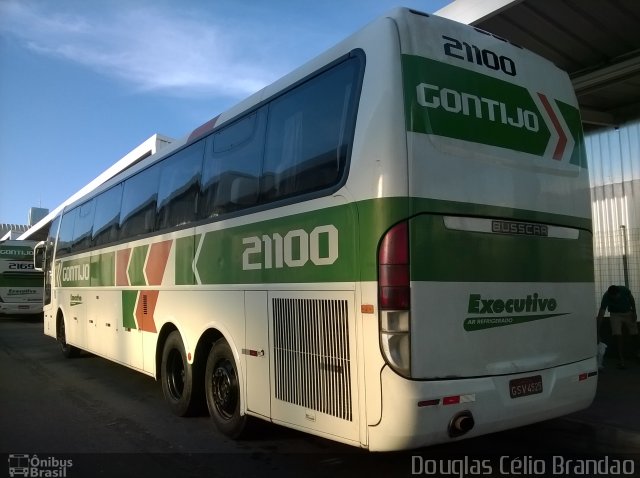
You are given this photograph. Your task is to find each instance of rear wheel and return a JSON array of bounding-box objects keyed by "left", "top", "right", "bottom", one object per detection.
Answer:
[
  {"left": 161, "top": 331, "right": 203, "bottom": 416},
  {"left": 205, "top": 339, "right": 247, "bottom": 438}
]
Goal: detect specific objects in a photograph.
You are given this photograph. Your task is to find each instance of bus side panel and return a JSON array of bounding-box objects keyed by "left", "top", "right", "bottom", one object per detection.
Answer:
[
  {"left": 57, "top": 288, "right": 85, "bottom": 349},
  {"left": 151, "top": 288, "right": 247, "bottom": 373},
  {"left": 244, "top": 290, "right": 270, "bottom": 418}
]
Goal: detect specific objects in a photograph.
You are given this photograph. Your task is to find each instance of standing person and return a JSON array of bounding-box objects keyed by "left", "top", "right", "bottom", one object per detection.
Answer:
[{"left": 596, "top": 285, "right": 639, "bottom": 369}]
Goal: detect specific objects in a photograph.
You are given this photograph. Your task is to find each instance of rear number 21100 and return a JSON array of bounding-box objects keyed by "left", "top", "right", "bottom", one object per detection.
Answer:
[
  {"left": 443, "top": 35, "right": 517, "bottom": 77},
  {"left": 242, "top": 225, "right": 339, "bottom": 270}
]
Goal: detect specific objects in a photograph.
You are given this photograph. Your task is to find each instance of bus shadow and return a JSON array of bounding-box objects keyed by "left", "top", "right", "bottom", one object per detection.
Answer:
[{"left": 0, "top": 313, "right": 44, "bottom": 323}]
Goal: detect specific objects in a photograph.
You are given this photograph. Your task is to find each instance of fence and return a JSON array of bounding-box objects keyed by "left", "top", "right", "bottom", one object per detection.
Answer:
[{"left": 586, "top": 119, "right": 640, "bottom": 309}]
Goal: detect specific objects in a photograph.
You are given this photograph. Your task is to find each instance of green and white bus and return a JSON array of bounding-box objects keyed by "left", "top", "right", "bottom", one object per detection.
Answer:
[
  {"left": 35, "top": 9, "right": 596, "bottom": 451},
  {"left": 1, "top": 240, "right": 43, "bottom": 315}
]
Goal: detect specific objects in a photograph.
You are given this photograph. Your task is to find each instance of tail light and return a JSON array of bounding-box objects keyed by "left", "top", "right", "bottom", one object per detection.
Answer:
[{"left": 378, "top": 221, "right": 411, "bottom": 376}]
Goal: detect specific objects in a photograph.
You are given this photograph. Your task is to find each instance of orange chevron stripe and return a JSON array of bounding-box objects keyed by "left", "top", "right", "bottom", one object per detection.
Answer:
[
  {"left": 145, "top": 240, "right": 172, "bottom": 286},
  {"left": 136, "top": 290, "right": 158, "bottom": 333},
  {"left": 116, "top": 248, "right": 132, "bottom": 286}
]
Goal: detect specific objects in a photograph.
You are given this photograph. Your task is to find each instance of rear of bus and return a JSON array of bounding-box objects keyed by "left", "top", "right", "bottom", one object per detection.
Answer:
[
  {"left": 367, "top": 10, "right": 596, "bottom": 451},
  {"left": 0, "top": 240, "right": 43, "bottom": 315}
]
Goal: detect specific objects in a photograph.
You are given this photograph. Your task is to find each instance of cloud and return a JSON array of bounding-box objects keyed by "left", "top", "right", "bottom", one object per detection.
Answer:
[{"left": 0, "top": 1, "right": 289, "bottom": 98}]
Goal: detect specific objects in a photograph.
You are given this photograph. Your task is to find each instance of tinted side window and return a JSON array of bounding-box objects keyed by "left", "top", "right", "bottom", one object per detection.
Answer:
[
  {"left": 57, "top": 208, "right": 77, "bottom": 256},
  {"left": 200, "top": 110, "right": 265, "bottom": 218},
  {"left": 261, "top": 57, "right": 360, "bottom": 202},
  {"left": 119, "top": 167, "right": 160, "bottom": 239},
  {"left": 157, "top": 140, "right": 205, "bottom": 230},
  {"left": 92, "top": 184, "right": 122, "bottom": 246},
  {"left": 71, "top": 200, "right": 95, "bottom": 252}
]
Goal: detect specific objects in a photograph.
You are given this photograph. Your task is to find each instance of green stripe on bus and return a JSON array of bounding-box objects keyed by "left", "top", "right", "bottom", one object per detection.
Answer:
[
  {"left": 55, "top": 198, "right": 592, "bottom": 288},
  {"left": 128, "top": 245, "right": 149, "bottom": 287},
  {"left": 122, "top": 290, "right": 138, "bottom": 329},
  {"left": 0, "top": 275, "right": 42, "bottom": 287},
  {"left": 184, "top": 197, "right": 592, "bottom": 285},
  {"left": 355, "top": 197, "right": 593, "bottom": 283},
  {"left": 91, "top": 252, "right": 115, "bottom": 287},
  {"left": 194, "top": 205, "right": 358, "bottom": 284},
  {"left": 176, "top": 234, "right": 200, "bottom": 285},
  {"left": 408, "top": 214, "right": 593, "bottom": 282}
]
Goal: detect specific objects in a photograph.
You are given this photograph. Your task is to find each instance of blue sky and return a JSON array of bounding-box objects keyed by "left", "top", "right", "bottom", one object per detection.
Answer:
[{"left": 0, "top": 0, "right": 450, "bottom": 225}]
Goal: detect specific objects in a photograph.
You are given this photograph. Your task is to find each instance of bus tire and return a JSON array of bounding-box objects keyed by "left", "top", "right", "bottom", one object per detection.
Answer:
[
  {"left": 57, "top": 315, "right": 79, "bottom": 358},
  {"left": 160, "top": 330, "right": 202, "bottom": 417},
  {"left": 205, "top": 338, "right": 246, "bottom": 438}
]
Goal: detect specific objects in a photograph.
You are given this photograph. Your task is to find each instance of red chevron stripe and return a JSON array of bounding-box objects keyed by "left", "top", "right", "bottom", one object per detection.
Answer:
[{"left": 538, "top": 93, "right": 567, "bottom": 161}]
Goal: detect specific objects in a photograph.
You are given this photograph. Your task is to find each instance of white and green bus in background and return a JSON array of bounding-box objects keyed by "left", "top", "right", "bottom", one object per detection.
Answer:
[
  {"left": 0, "top": 240, "right": 43, "bottom": 315},
  {"left": 35, "top": 9, "right": 596, "bottom": 451}
]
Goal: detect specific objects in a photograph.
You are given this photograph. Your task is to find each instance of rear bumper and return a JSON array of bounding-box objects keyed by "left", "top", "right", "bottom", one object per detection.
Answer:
[
  {"left": 0, "top": 303, "right": 42, "bottom": 315},
  {"left": 367, "top": 357, "right": 597, "bottom": 451}
]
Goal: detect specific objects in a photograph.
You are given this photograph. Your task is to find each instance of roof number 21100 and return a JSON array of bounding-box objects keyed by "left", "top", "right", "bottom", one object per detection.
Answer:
[{"left": 443, "top": 35, "right": 517, "bottom": 77}]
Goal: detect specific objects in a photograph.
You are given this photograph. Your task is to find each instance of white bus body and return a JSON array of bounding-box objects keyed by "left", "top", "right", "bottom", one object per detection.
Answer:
[{"left": 36, "top": 9, "right": 596, "bottom": 451}]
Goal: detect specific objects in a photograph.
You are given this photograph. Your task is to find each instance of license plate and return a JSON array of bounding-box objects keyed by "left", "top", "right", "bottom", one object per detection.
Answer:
[{"left": 509, "top": 375, "right": 543, "bottom": 399}]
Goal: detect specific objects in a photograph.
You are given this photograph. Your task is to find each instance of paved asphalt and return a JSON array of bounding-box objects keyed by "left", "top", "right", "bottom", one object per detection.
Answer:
[{"left": 1, "top": 315, "right": 639, "bottom": 477}]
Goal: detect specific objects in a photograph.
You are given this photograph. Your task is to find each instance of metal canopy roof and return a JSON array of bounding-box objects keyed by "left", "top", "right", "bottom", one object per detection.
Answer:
[{"left": 436, "top": 0, "right": 640, "bottom": 131}]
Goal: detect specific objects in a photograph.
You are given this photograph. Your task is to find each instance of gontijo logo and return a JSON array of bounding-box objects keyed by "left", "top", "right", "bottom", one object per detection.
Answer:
[
  {"left": 464, "top": 292, "right": 568, "bottom": 331},
  {"left": 0, "top": 248, "right": 33, "bottom": 256},
  {"left": 416, "top": 83, "right": 540, "bottom": 132},
  {"left": 403, "top": 54, "right": 582, "bottom": 165},
  {"left": 62, "top": 263, "right": 90, "bottom": 282}
]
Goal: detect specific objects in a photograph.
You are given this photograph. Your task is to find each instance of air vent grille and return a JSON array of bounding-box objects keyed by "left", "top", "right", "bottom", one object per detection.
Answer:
[{"left": 273, "top": 298, "right": 352, "bottom": 421}]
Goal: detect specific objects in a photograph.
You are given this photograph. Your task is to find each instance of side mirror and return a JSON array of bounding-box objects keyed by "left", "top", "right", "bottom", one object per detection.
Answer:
[{"left": 34, "top": 241, "right": 46, "bottom": 271}]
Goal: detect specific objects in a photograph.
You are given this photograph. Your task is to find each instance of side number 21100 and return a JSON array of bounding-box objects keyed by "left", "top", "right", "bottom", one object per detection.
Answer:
[{"left": 242, "top": 225, "right": 339, "bottom": 270}]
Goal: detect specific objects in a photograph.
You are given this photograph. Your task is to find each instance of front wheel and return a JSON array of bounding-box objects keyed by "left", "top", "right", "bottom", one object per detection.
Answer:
[
  {"left": 205, "top": 339, "right": 246, "bottom": 438},
  {"left": 57, "top": 315, "right": 79, "bottom": 358}
]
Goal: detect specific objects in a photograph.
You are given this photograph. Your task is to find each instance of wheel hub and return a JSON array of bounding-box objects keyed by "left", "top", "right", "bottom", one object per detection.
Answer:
[{"left": 212, "top": 361, "right": 236, "bottom": 419}]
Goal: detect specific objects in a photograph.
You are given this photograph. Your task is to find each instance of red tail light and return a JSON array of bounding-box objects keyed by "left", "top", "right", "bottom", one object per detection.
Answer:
[{"left": 378, "top": 221, "right": 410, "bottom": 310}]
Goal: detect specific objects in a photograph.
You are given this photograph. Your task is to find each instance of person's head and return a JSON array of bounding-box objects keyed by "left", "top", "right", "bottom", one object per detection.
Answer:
[{"left": 608, "top": 285, "right": 621, "bottom": 297}]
